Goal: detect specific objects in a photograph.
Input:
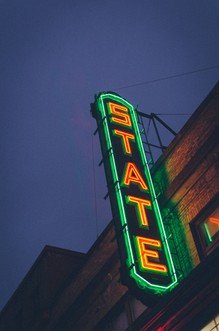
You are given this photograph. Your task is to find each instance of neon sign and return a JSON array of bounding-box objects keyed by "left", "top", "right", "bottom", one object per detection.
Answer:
[{"left": 91, "top": 92, "right": 178, "bottom": 294}]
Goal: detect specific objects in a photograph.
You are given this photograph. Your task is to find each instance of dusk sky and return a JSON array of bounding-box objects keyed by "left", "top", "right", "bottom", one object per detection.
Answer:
[{"left": 0, "top": 0, "right": 219, "bottom": 310}]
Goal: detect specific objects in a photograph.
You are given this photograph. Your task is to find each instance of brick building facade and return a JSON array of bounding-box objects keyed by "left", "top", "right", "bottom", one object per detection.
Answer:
[{"left": 0, "top": 82, "right": 218, "bottom": 331}]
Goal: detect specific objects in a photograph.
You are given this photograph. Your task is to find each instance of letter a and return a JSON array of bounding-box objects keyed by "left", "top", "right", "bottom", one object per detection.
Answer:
[{"left": 123, "top": 162, "right": 148, "bottom": 191}]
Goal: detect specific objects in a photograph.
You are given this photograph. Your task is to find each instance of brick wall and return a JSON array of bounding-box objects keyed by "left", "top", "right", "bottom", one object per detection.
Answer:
[{"left": 152, "top": 82, "right": 219, "bottom": 274}]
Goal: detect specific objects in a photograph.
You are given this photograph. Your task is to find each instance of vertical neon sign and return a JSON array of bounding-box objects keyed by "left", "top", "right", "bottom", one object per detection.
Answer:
[{"left": 91, "top": 93, "right": 178, "bottom": 295}]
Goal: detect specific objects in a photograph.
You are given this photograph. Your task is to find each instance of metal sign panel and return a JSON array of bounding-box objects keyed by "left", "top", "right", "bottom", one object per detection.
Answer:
[{"left": 91, "top": 92, "right": 178, "bottom": 295}]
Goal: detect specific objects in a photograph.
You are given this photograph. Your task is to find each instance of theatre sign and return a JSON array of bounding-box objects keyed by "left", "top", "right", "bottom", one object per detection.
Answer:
[{"left": 91, "top": 92, "right": 178, "bottom": 295}]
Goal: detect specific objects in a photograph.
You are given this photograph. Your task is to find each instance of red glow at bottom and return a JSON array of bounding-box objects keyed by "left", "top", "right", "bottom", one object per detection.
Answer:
[{"left": 157, "top": 327, "right": 165, "bottom": 331}]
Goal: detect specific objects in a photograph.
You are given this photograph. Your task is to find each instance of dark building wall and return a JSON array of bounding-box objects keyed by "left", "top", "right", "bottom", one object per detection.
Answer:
[
  {"left": 152, "top": 83, "right": 219, "bottom": 277},
  {"left": 133, "top": 246, "right": 219, "bottom": 331},
  {"left": 41, "top": 223, "right": 148, "bottom": 331},
  {"left": 43, "top": 223, "right": 129, "bottom": 331},
  {"left": 0, "top": 246, "right": 86, "bottom": 331},
  {"left": 135, "top": 83, "right": 219, "bottom": 330},
  {"left": 0, "top": 82, "right": 218, "bottom": 331},
  {"left": 0, "top": 223, "right": 147, "bottom": 331},
  {"left": 51, "top": 80, "right": 218, "bottom": 331}
]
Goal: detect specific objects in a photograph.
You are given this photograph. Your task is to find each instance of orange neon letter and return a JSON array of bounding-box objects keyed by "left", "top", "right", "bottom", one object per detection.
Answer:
[
  {"left": 123, "top": 162, "right": 148, "bottom": 191},
  {"left": 113, "top": 130, "right": 135, "bottom": 154},
  {"left": 209, "top": 217, "right": 219, "bottom": 227},
  {"left": 108, "top": 102, "right": 132, "bottom": 127},
  {"left": 136, "top": 236, "right": 168, "bottom": 273},
  {"left": 127, "top": 196, "right": 151, "bottom": 226}
]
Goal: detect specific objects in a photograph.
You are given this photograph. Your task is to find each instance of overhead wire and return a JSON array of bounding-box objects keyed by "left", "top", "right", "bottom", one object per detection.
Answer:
[
  {"left": 91, "top": 64, "right": 218, "bottom": 238},
  {"left": 155, "top": 113, "right": 191, "bottom": 116},
  {"left": 112, "top": 65, "right": 219, "bottom": 91},
  {"left": 90, "top": 117, "right": 99, "bottom": 239}
]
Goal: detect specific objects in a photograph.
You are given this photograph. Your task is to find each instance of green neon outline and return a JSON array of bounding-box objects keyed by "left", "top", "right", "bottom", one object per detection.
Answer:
[
  {"left": 96, "top": 93, "right": 178, "bottom": 292},
  {"left": 203, "top": 223, "right": 213, "bottom": 244},
  {"left": 130, "top": 103, "right": 178, "bottom": 286}
]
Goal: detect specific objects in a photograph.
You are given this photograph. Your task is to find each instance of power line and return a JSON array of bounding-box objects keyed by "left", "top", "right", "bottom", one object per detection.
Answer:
[
  {"left": 155, "top": 113, "right": 191, "bottom": 116},
  {"left": 90, "top": 117, "right": 99, "bottom": 239},
  {"left": 112, "top": 65, "right": 219, "bottom": 91}
]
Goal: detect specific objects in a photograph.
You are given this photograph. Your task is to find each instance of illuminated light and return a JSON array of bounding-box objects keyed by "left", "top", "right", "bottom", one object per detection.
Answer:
[
  {"left": 204, "top": 223, "right": 213, "bottom": 243},
  {"left": 136, "top": 236, "right": 168, "bottom": 273},
  {"left": 127, "top": 195, "right": 151, "bottom": 226},
  {"left": 108, "top": 102, "right": 132, "bottom": 127},
  {"left": 92, "top": 92, "right": 178, "bottom": 294},
  {"left": 209, "top": 217, "right": 219, "bottom": 226},
  {"left": 113, "top": 129, "right": 135, "bottom": 154},
  {"left": 122, "top": 162, "right": 148, "bottom": 191},
  {"left": 203, "top": 217, "right": 219, "bottom": 245}
]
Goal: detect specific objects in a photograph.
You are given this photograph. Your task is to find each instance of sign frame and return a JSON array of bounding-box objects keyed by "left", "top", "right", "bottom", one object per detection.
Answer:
[{"left": 91, "top": 92, "right": 178, "bottom": 295}]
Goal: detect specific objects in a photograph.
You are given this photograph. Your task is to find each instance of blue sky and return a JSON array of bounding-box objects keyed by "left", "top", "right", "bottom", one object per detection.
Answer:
[{"left": 0, "top": 0, "right": 218, "bottom": 310}]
